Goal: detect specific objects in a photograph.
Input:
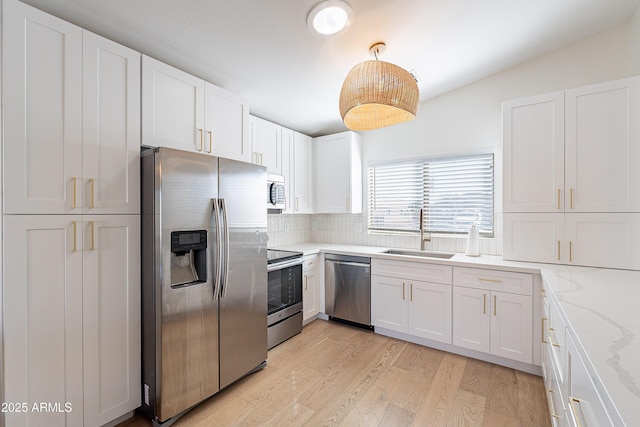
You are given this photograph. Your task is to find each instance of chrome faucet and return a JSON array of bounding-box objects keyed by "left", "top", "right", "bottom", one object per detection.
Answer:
[{"left": 419, "top": 208, "right": 430, "bottom": 250}]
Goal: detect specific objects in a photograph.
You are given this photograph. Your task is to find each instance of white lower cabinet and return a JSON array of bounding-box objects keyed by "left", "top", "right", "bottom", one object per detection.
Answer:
[
  {"left": 3, "top": 215, "right": 140, "bottom": 427},
  {"left": 566, "top": 333, "right": 614, "bottom": 427},
  {"left": 371, "top": 260, "right": 452, "bottom": 344},
  {"left": 452, "top": 267, "right": 533, "bottom": 364},
  {"left": 302, "top": 254, "right": 320, "bottom": 322}
]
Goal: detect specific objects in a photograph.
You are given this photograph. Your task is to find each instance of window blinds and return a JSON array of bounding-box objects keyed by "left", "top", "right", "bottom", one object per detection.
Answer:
[{"left": 368, "top": 153, "right": 494, "bottom": 236}]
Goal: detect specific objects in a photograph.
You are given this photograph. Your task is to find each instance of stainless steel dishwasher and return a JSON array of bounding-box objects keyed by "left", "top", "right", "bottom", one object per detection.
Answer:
[{"left": 324, "top": 253, "right": 372, "bottom": 328}]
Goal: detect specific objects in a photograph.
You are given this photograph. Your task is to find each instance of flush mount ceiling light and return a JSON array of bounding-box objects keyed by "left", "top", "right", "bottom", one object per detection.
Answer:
[
  {"left": 339, "top": 42, "right": 419, "bottom": 131},
  {"left": 307, "top": 0, "right": 353, "bottom": 36}
]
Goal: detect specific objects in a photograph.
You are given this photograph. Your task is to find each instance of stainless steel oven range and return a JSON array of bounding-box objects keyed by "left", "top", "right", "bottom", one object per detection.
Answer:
[{"left": 267, "top": 249, "right": 304, "bottom": 349}]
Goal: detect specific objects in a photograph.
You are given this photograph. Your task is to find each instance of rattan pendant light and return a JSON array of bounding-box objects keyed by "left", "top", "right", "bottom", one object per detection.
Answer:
[{"left": 339, "top": 42, "right": 419, "bottom": 131}]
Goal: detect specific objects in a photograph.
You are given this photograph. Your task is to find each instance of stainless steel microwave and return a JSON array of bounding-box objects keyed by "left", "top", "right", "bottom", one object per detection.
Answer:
[{"left": 267, "top": 174, "right": 285, "bottom": 210}]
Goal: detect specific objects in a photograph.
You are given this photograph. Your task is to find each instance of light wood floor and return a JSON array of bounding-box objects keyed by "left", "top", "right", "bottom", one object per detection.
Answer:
[{"left": 121, "top": 319, "right": 551, "bottom": 427}]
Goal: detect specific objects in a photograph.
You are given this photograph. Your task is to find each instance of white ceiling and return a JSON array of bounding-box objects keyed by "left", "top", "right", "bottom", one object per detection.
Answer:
[{"left": 18, "top": 0, "right": 640, "bottom": 136}]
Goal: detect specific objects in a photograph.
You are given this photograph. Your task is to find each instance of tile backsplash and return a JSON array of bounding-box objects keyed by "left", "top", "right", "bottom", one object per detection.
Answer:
[{"left": 268, "top": 213, "right": 503, "bottom": 256}]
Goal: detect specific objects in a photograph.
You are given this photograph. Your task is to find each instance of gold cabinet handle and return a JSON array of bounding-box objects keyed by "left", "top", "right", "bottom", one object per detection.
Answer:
[
  {"left": 207, "top": 130, "right": 213, "bottom": 153},
  {"left": 557, "top": 240, "right": 561, "bottom": 261},
  {"left": 72, "top": 221, "right": 78, "bottom": 252},
  {"left": 90, "top": 221, "right": 95, "bottom": 251},
  {"left": 568, "top": 397, "right": 584, "bottom": 427},
  {"left": 483, "top": 294, "right": 487, "bottom": 314},
  {"left": 295, "top": 197, "right": 299, "bottom": 212},
  {"left": 548, "top": 330, "right": 561, "bottom": 348},
  {"left": 259, "top": 153, "right": 264, "bottom": 165},
  {"left": 493, "top": 295, "right": 497, "bottom": 316},
  {"left": 71, "top": 177, "right": 77, "bottom": 209},
  {"left": 557, "top": 189, "right": 561, "bottom": 209},
  {"left": 304, "top": 274, "right": 308, "bottom": 291},
  {"left": 410, "top": 283, "right": 413, "bottom": 302},
  {"left": 570, "top": 188, "right": 574, "bottom": 209},
  {"left": 569, "top": 241, "right": 573, "bottom": 262},
  {"left": 402, "top": 282, "right": 405, "bottom": 300},
  {"left": 541, "top": 317, "right": 548, "bottom": 343},
  {"left": 479, "top": 278, "right": 502, "bottom": 284},
  {"left": 198, "top": 128, "right": 204, "bottom": 151},
  {"left": 89, "top": 178, "right": 95, "bottom": 209}
]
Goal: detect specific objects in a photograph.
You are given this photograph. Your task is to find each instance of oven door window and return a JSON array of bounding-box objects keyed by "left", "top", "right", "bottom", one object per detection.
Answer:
[{"left": 268, "top": 265, "right": 302, "bottom": 315}]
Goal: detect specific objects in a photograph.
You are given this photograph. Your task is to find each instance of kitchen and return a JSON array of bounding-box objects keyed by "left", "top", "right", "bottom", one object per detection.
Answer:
[{"left": 1, "top": 0, "right": 640, "bottom": 426}]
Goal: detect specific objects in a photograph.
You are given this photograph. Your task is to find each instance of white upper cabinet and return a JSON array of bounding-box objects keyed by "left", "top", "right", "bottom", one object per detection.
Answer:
[
  {"left": 142, "top": 56, "right": 251, "bottom": 162},
  {"left": 3, "top": 0, "right": 83, "bottom": 214},
  {"left": 204, "top": 83, "right": 250, "bottom": 162},
  {"left": 250, "top": 115, "right": 282, "bottom": 174},
  {"left": 141, "top": 55, "right": 205, "bottom": 152},
  {"left": 83, "top": 31, "right": 141, "bottom": 214},
  {"left": 503, "top": 77, "right": 640, "bottom": 269},
  {"left": 3, "top": 0, "right": 140, "bottom": 215},
  {"left": 503, "top": 92, "right": 564, "bottom": 213},
  {"left": 314, "top": 131, "right": 362, "bottom": 214},
  {"left": 293, "top": 132, "right": 315, "bottom": 213},
  {"left": 565, "top": 77, "right": 640, "bottom": 212}
]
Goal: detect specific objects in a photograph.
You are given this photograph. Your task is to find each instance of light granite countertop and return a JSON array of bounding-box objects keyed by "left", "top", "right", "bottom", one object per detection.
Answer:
[{"left": 272, "top": 242, "right": 640, "bottom": 426}]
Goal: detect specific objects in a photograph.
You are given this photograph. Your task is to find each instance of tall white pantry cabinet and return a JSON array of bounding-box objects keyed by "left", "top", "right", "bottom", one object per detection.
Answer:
[
  {"left": 502, "top": 76, "right": 640, "bottom": 269},
  {"left": 2, "top": 1, "right": 141, "bottom": 426}
]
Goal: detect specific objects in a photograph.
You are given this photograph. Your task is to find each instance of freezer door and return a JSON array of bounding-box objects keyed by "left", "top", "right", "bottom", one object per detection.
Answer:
[
  {"left": 218, "top": 158, "right": 268, "bottom": 389},
  {"left": 144, "top": 148, "right": 221, "bottom": 422}
]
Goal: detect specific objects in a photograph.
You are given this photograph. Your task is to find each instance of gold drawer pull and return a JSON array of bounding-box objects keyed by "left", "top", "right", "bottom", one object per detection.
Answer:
[
  {"left": 541, "top": 317, "right": 548, "bottom": 343},
  {"left": 207, "top": 130, "right": 213, "bottom": 153},
  {"left": 410, "top": 283, "right": 413, "bottom": 302},
  {"left": 483, "top": 294, "right": 486, "bottom": 314},
  {"left": 304, "top": 274, "right": 308, "bottom": 291},
  {"left": 90, "top": 221, "right": 95, "bottom": 251},
  {"left": 557, "top": 240, "right": 561, "bottom": 261},
  {"left": 198, "top": 128, "right": 204, "bottom": 151},
  {"left": 479, "top": 277, "right": 502, "bottom": 284},
  {"left": 557, "top": 189, "right": 561, "bottom": 209},
  {"left": 402, "top": 282, "right": 405, "bottom": 300},
  {"left": 89, "top": 178, "right": 95, "bottom": 209},
  {"left": 72, "top": 221, "right": 78, "bottom": 252},
  {"left": 493, "top": 295, "right": 497, "bottom": 316}
]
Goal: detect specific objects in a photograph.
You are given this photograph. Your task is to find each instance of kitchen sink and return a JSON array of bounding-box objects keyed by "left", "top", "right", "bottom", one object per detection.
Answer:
[{"left": 383, "top": 249, "right": 455, "bottom": 259}]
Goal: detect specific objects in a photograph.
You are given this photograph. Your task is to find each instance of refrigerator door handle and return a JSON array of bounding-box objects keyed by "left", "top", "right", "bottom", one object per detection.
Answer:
[
  {"left": 211, "top": 198, "right": 222, "bottom": 299},
  {"left": 219, "top": 198, "right": 230, "bottom": 298}
]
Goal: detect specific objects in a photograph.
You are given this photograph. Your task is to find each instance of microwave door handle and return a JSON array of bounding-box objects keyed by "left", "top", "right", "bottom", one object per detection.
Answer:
[
  {"left": 219, "top": 198, "right": 230, "bottom": 298},
  {"left": 211, "top": 198, "right": 222, "bottom": 299}
]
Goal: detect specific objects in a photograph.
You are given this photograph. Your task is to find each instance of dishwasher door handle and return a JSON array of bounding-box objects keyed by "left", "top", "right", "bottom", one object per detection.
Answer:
[{"left": 327, "top": 260, "right": 370, "bottom": 269}]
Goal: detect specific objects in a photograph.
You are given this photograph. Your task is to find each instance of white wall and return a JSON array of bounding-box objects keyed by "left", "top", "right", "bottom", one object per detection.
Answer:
[{"left": 630, "top": 5, "right": 640, "bottom": 74}]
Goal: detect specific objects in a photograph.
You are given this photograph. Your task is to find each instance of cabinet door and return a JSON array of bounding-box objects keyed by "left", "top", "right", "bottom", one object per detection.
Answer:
[
  {"left": 408, "top": 281, "right": 452, "bottom": 344},
  {"left": 83, "top": 31, "right": 141, "bottom": 215},
  {"left": 371, "top": 275, "right": 408, "bottom": 332},
  {"left": 503, "top": 213, "right": 564, "bottom": 264},
  {"left": 503, "top": 91, "right": 565, "bottom": 213},
  {"left": 565, "top": 77, "right": 640, "bottom": 212},
  {"left": 280, "top": 128, "right": 295, "bottom": 213},
  {"left": 293, "top": 132, "right": 315, "bottom": 213},
  {"left": 452, "top": 286, "right": 490, "bottom": 353},
  {"left": 250, "top": 116, "right": 282, "bottom": 174},
  {"left": 315, "top": 133, "right": 351, "bottom": 213},
  {"left": 490, "top": 292, "right": 533, "bottom": 363},
  {"left": 3, "top": 215, "right": 84, "bottom": 426},
  {"left": 83, "top": 215, "right": 141, "bottom": 426},
  {"left": 565, "top": 213, "right": 640, "bottom": 270},
  {"left": 141, "top": 55, "right": 205, "bottom": 152},
  {"left": 3, "top": 0, "right": 83, "bottom": 214},
  {"left": 303, "top": 268, "right": 319, "bottom": 322},
  {"left": 205, "top": 83, "right": 250, "bottom": 162}
]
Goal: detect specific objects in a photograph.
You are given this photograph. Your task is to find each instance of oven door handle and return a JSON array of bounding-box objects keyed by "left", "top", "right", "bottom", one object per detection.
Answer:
[{"left": 267, "top": 258, "right": 304, "bottom": 272}]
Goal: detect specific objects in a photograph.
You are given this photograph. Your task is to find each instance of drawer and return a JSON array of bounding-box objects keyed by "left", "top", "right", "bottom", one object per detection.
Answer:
[
  {"left": 566, "top": 333, "right": 614, "bottom": 427},
  {"left": 371, "top": 258, "right": 452, "bottom": 284},
  {"left": 548, "top": 300, "right": 566, "bottom": 385},
  {"left": 303, "top": 254, "right": 318, "bottom": 271},
  {"left": 453, "top": 267, "right": 533, "bottom": 295},
  {"left": 543, "top": 341, "right": 567, "bottom": 427}
]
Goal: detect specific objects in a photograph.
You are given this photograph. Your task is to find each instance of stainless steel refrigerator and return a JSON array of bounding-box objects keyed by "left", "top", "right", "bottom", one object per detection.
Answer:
[{"left": 140, "top": 147, "right": 268, "bottom": 425}]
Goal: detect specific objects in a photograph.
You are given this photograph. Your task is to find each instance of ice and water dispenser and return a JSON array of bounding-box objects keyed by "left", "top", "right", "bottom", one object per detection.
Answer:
[{"left": 170, "top": 230, "right": 207, "bottom": 287}]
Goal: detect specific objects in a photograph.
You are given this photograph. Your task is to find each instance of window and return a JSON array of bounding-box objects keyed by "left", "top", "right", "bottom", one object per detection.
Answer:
[{"left": 367, "top": 153, "right": 494, "bottom": 236}]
